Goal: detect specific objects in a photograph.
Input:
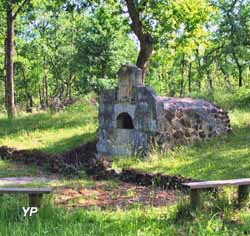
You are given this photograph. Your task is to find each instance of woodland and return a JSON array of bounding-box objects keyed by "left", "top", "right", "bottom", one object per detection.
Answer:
[
  {"left": 0, "top": 1, "right": 250, "bottom": 236},
  {"left": 0, "top": 0, "right": 249, "bottom": 117}
]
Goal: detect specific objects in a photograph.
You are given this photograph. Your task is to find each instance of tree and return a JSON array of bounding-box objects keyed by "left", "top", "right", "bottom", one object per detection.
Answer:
[
  {"left": 124, "top": 0, "right": 213, "bottom": 82},
  {"left": 74, "top": 1, "right": 136, "bottom": 94},
  {"left": 125, "top": 0, "right": 153, "bottom": 81},
  {"left": 8, "top": 0, "right": 136, "bottom": 110},
  {"left": 4, "top": 0, "right": 30, "bottom": 118},
  {"left": 0, "top": 3, "right": 6, "bottom": 107},
  {"left": 212, "top": 0, "right": 250, "bottom": 87}
]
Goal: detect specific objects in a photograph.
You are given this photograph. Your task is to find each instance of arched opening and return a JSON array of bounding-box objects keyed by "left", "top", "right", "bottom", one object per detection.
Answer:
[{"left": 117, "top": 112, "right": 134, "bottom": 129}]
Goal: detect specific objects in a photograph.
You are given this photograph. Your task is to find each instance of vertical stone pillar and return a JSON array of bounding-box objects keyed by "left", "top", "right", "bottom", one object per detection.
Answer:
[{"left": 117, "top": 65, "right": 142, "bottom": 102}]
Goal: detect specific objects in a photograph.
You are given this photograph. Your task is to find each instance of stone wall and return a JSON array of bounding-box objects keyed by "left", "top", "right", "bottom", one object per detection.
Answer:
[
  {"left": 97, "top": 65, "right": 231, "bottom": 158},
  {"left": 154, "top": 97, "right": 231, "bottom": 150}
]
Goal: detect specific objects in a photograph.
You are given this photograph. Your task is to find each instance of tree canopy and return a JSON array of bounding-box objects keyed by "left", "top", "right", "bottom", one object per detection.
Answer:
[{"left": 0, "top": 0, "right": 250, "bottom": 116}]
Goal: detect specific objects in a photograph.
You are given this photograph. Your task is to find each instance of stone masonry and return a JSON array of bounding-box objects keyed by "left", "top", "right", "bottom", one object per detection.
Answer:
[{"left": 96, "top": 65, "right": 231, "bottom": 158}]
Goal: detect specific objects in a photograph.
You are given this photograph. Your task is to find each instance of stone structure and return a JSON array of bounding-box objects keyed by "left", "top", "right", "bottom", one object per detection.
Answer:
[{"left": 97, "top": 65, "right": 231, "bottom": 158}]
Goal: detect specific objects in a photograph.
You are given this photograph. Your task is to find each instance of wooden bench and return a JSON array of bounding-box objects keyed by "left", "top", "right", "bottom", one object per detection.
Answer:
[
  {"left": 0, "top": 188, "right": 52, "bottom": 207},
  {"left": 182, "top": 178, "right": 250, "bottom": 209}
]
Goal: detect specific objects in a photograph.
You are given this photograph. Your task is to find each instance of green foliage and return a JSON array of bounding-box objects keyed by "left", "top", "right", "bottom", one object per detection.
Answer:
[
  {"left": 179, "top": 87, "right": 250, "bottom": 110},
  {"left": 0, "top": 0, "right": 137, "bottom": 111},
  {"left": 1, "top": 0, "right": 250, "bottom": 111},
  {"left": 1, "top": 2, "right": 250, "bottom": 235},
  {"left": 74, "top": 1, "right": 137, "bottom": 94},
  {"left": 144, "top": 0, "right": 250, "bottom": 97}
]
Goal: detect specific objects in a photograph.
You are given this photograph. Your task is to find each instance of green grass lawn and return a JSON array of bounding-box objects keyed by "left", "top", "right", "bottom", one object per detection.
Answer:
[
  {"left": 1, "top": 96, "right": 250, "bottom": 235},
  {"left": 0, "top": 97, "right": 98, "bottom": 153}
]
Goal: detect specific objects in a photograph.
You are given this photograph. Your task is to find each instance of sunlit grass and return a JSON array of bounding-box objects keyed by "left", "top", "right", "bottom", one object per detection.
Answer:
[
  {"left": 0, "top": 197, "right": 250, "bottom": 236},
  {"left": 0, "top": 98, "right": 98, "bottom": 153}
]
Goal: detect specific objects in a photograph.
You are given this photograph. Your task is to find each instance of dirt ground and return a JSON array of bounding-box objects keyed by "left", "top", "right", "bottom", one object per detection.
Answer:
[
  {"left": 0, "top": 143, "right": 185, "bottom": 210},
  {"left": 54, "top": 181, "right": 181, "bottom": 209}
]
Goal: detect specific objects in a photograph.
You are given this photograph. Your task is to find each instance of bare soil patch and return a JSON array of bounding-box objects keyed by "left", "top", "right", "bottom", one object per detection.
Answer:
[
  {"left": 0, "top": 142, "right": 194, "bottom": 209},
  {"left": 54, "top": 181, "right": 180, "bottom": 209}
]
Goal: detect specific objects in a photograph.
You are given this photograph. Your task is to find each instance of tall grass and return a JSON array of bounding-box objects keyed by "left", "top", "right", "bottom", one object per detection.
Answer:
[{"left": 1, "top": 195, "right": 250, "bottom": 236}]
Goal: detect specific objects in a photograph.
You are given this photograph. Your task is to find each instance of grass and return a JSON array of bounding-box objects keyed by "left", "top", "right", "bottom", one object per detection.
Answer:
[
  {"left": 0, "top": 160, "right": 38, "bottom": 178},
  {"left": 0, "top": 201, "right": 180, "bottom": 236},
  {"left": 1, "top": 94, "right": 250, "bottom": 235},
  {"left": 1, "top": 197, "right": 250, "bottom": 236},
  {"left": 0, "top": 97, "right": 98, "bottom": 153}
]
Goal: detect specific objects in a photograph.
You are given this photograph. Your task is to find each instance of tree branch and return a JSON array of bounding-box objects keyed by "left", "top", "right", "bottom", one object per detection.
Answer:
[
  {"left": 228, "top": 0, "right": 237, "bottom": 12},
  {"left": 125, "top": 0, "right": 153, "bottom": 80},
  {"left": 13, "top": 0, "right": 30, "bottom": 19},
  {"left": 0, "top": 27, "right": 5, "bottom": 36},
  {"left": 125, "top": 0, "right": 146, "bottom": 42}
]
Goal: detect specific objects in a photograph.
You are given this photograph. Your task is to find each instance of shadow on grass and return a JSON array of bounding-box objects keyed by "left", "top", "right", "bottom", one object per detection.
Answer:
[
  {"left": 41, "top": 132, "right": 96, "bottom": 153},
  {"left": 119, "top": 125, "right": 250, "bottom": 181},
  {"left": 0, "top": 160, "right": 38, "bottom": 178},
  {"left": 175, "top": 190, "right": 241, "bottom": 222},
  {"left": 0, "top": 193, "right": 249, "bottom": 235},
  {"left": 0, "top": 110, "right": 97, "bottom": 139},
  {"left": 173, "top": 126, "right": 250, "bottom": 180}
]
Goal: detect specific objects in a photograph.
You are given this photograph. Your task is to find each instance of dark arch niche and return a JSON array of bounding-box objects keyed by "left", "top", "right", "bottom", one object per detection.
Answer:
[{"left": 117, "top": 112, "right": 134, "bottom": 129}]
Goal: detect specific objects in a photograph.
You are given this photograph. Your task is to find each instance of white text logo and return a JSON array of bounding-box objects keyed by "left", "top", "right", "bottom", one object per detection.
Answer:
[{"left": 22, "top": 207, "right": 38, "bottom": 217}]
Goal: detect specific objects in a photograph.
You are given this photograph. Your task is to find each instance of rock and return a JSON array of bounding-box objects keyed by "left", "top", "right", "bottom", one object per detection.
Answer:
[
  {"left": 199, "top": 131, "right": 206, "bottom": 139},
  {"left": 173, "top": 130, "right": 184, "bottom": 139}
]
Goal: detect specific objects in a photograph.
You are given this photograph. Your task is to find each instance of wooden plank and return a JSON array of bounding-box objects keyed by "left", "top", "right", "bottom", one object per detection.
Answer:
[
  {"left": 182, "top": 178, "right": 250, "bottom": 189},
  {"left": 0, "top": 188, "right": 51, "bottom": 194}
]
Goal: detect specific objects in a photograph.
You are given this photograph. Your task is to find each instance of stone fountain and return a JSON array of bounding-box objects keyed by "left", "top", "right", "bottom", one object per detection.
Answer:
[{"left": 97, "top": 65, "right": 231, "bottom": 158}]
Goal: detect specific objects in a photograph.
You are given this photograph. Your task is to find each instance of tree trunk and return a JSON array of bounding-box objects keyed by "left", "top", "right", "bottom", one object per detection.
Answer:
[
  {"left": 4, "top": 39, "right": 8, "bottom": 110},
  {"left": 136, "top": 38, "right": 153, "bottom": 81},
  {"left": 238, "top": 66, "right": 243, "bottom": 87},
  {"left": 227, "top": 9, "right": 243, "bottom": 87},
  {"left": 196, "top": 50, "right": 202, "bottom": 92},
  {"left": 207, "top": 69, "right": 213, "bottom": 92},
  {"left": 39, "top": 86, "right": 47, "bottom": 110},
  {"left": 6, "top": 0, "right": 16, "bottom": 118},
  {"left": 188, "top": 62, "right": 192, "bottom": 93},
  {"left": 125, "top": 0, "right": 153, "bottom": 82},
  {"left": 232, "top": 51, "right": 243, "bottom": 87},
  {"left": 65, "top": 73, "right": 75, "bottom": 101},
  {"left": 21, "top": 65, "right": 33, "bottom": 112},
  {"left": 38, "top": 65, "right": 48, "bottom": 109},
  {"left": 204, "top": 55, "right": 213, "bottom": 93},
  {"left": 220, "top": 65, "right": 231, "bottom": 90},
  {"left": 180, "top": 54, "right": 185, "bottom": 97},
  {"left": 43, "top": 74, "right": 48, "bottom": 107}
]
